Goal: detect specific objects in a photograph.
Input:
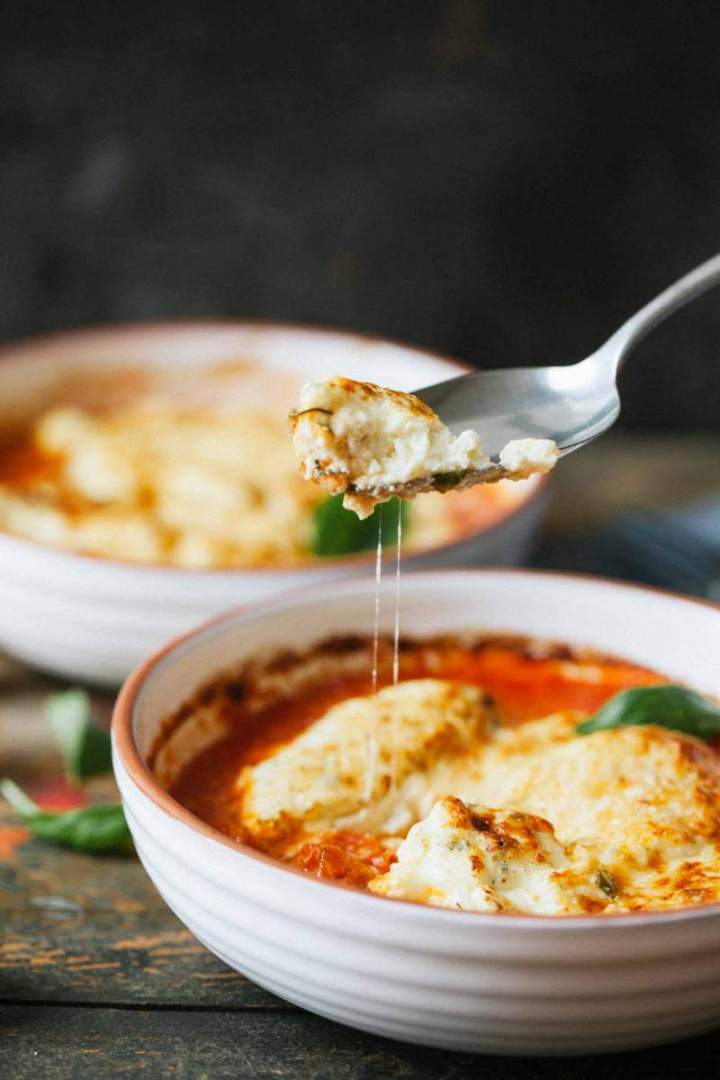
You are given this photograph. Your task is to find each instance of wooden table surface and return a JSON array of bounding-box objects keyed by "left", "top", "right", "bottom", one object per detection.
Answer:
[{"left": 3, "top": 434, "right": 720, "bottom": 1079}]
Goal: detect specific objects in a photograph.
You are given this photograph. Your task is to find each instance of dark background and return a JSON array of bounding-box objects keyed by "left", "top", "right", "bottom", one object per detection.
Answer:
[{"left": 2, "top": 0, "right": 720, "bottom": 431}]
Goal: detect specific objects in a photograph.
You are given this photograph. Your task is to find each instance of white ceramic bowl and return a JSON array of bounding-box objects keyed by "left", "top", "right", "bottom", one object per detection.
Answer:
[
  {"left": 0, "top": 323, "right": 547, "bottom": 685},
  {"left": 113, "top": 569, "right": 720, "bottom": 1056}
]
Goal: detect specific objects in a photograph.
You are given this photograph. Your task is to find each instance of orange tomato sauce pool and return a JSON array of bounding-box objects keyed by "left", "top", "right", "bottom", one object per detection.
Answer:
[
  {"left": 0, "top": 436, "right": 59, "bottom": 489},
  {"left": 0, "top": 435, "right": 91, "bottom": 515},
  {"left": 170, "top": 640, "right": 663, "bottom": 887}
]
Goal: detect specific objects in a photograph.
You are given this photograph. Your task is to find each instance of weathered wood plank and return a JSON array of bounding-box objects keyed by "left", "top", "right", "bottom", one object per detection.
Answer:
[
  {"left": 0, "top": 668, "right": 284, "bottom": 1009},
  {"left": 0, "top": 819, "right": 285, "bottom": 1008},
  {"left": 2, "top": 1004, "right": 720, "bottom": 1080}
]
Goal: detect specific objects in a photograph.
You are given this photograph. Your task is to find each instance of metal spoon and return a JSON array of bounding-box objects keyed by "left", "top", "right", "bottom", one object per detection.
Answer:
[
  {"left": 417, "top": 251, "right": 720, "bottom": 462},
  {"left": 341, "top": 252, "right": 720, "bottom": 505}
]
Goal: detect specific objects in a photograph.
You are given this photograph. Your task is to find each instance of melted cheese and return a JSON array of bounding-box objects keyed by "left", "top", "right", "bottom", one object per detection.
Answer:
[
  {"left": 239, "top": 679, "right": 495, "bottom": 845},
  {"left": 369, "top": 796, "right": 602, "bottom": 914},
  {"left": 499, "top": 438, "right": 558, "bottom": 478},
  {"left": 290, "top": 377, "right": 489, "bottom": 518},
  {"left": 289, "top": 376, "right": 558, "bottom": 518},
  {"left": 239, "top": 680, "right": 720, "bottom": 914}
]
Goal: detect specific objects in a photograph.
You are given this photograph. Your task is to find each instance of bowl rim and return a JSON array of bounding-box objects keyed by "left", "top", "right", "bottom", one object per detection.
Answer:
[
  {"left": 113, "top": 565, "right": 720, "bottom": 930},
  {"left": 0, "top": 319, "right": 547, "bottom": 577}
]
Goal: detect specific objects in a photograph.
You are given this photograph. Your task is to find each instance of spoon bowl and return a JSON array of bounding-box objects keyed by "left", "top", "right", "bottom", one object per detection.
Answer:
[
  {"left": 344, "top": 357, "right": 621, "bottom": 501},
  {"left": 416, "top": 357, "right": 620, "bottom": 459},
  {"left": 415, "top": 251, "right": 720, "bottom": 465}
]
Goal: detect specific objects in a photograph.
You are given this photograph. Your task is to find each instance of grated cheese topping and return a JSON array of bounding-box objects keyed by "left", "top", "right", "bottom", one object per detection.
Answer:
[
  {"left": 289, "top": 376, "right": 558, "bottom": 518},
  {"left": 238, "top": 681, "right": 720, "bottom": 914}
]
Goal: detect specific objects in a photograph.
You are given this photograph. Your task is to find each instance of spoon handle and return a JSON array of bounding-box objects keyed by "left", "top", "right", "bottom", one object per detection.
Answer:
[{"left": 601, "top": 251, "right": 720, "bottom": 369}]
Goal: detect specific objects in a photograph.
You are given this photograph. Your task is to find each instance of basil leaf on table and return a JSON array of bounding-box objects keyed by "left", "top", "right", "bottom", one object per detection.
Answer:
[
  {"left": 46, "top": 688, "right": 113, "bottom": 784},
  {"left": 0, "top": 779, "right": 132, "bottom": 854},
  {"left": 576, "top": 685, "right": 720, "bottom": 740},
  {"left": 311, "top": 495, "right": 409, "bottom": 557}
]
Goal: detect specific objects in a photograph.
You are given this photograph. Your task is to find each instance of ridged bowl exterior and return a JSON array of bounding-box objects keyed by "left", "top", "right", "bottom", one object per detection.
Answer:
[
  {"left": 113, "top": 570, "right": 720, "bottom": 1055},
  {"left": 0, "top": 323, "right": 546, "bottom": 685},
  {"left": 0, "top": 488, "right": 545, "bottom": 686}
]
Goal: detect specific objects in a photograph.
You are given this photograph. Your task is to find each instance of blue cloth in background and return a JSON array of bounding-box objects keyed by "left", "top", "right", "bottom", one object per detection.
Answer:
[{"left": 531, "top": 500, "right": 720, "bottom": 600}]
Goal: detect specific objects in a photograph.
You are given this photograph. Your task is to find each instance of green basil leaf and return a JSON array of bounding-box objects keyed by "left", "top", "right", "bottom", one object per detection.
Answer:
[
  {"left": 311, "top": 495, "right": 409, "bottom": 557},
  {"left": 0, "top": 778, "right": 37, "bottom": 816},
  {"left": 596, "top": 868, "right": 619, "bottom": 899},
  {"left": 431, "top": 470, "right": 469, "bottom": 493},
  {"left": 46, "top": 689, "right": 113, "bottom": 784},
  {"left": 0, "top": 779, "right": 132, "bottom": 854},
  {"left": 576, "top": 685, "right": 720, "bottom": 740}
]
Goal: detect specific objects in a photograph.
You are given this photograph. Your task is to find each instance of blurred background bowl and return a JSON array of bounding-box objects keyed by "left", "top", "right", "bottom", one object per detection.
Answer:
[{"left": 0, "top": 322, "right": 548, "bottom": 685}]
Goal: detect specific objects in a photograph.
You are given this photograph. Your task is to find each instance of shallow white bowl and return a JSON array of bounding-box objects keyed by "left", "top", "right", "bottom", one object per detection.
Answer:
[
  {"left": 0, "top": 323, "right": 546, "bottom": 684},
  {"left": 113, "top": 569, "right": 720, "bottom": 1056}
]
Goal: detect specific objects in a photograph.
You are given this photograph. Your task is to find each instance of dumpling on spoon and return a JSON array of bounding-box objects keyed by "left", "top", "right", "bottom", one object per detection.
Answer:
[{"left": 289, "top": 376, "right": 558, "bottom": 519}]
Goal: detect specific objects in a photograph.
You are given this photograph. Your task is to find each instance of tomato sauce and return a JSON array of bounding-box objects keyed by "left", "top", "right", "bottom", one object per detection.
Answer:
[
  {"left": 0, "top": 437, "right": 59, "bottom": 490},
  {"left": 169, "top": 638, "right": 662, "bottom": 890}
]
